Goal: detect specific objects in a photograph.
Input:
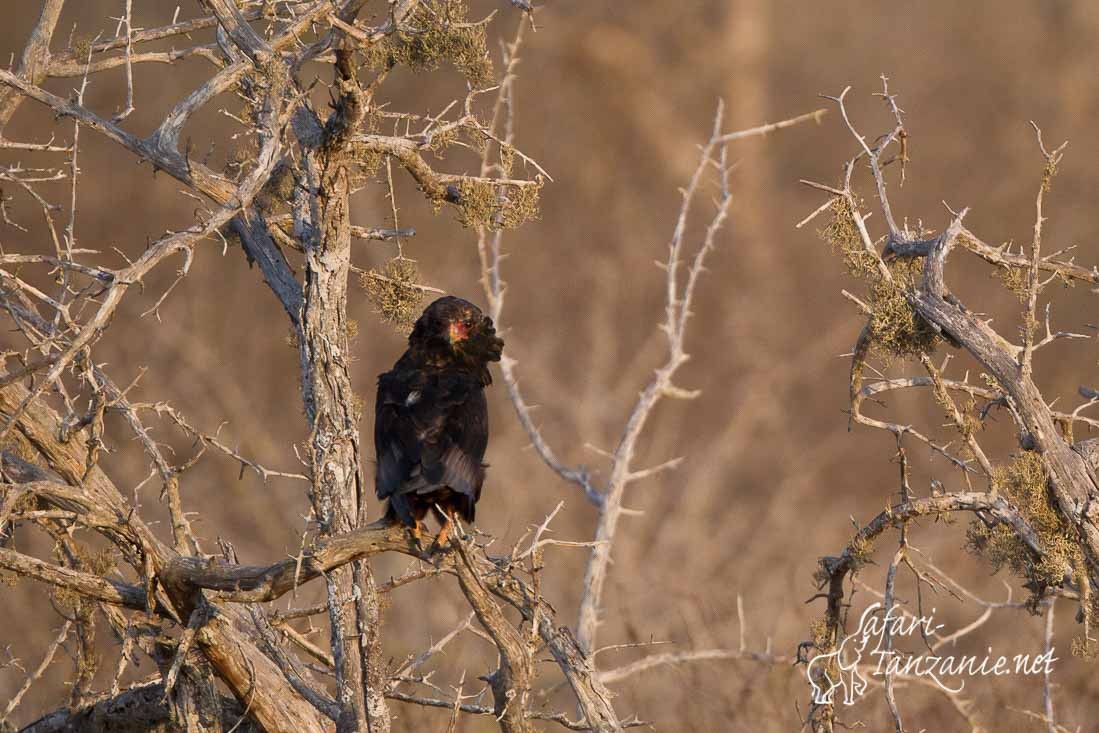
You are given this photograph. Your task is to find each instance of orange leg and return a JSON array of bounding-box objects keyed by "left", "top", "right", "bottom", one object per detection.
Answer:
[
  {"left": 433, "top": 512, "right": 455, "bottom": 552},
  {"left": 409, "top": 520, "right": 425, "bottom": 550}
]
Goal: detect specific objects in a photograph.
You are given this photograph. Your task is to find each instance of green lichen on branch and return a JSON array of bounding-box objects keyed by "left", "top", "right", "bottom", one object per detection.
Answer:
[
  {"left": 995, "top": 263, "right": 1030, "bottom": 301},
  {"left": 820, "top": 195, "right": 938, "bottom": 360},
  {"left": 1041, "top": 149, "right": 1061, "bottom": 194},
  {"left": 426, "top": 126, "right": 460, "bottom": 155},
  {"left": 805, "top": 615, "right": 841, "bottom": 694},
  {"left": 444, "top": 179, "right": 541, "bottom": 230},
  {"left": 360, "top": 257, "right": 425, "bottom": 329},
  {"left": 1071, "top": 637, "right": 1097, "bottom": 658},
  {"left": 978, "top": 234, "right": 1031, "bottom": 302},
  {"left": 352, "top": 111, "right": 386, "bottom": 182},
  {"left": 966, "top": 452, "right": 1079, "bottom": 599},
  {"left": 365, "top": 0, "right": 493, "bottom": 88},
  {"left": 812, "top": 534, "right": 874, "bottom": 591},
  {"left": 808, "top": 616, "right": 835, "bottom": 651},
  {"left": 926, "top": 360, "right": 982, "bottom": 443},
  {"left": 71, "top": 35, "right": 94, "bottom": 62},
  {"left": 498, "top": 142, "right": 516, "bottom": 175},
  {"left": 1070, "top": 553, "right": 1098, "bottom": 658},
  {"left": 820, "top": 195, "right": 877, "bottom": 278},
  {"left": 352, "top": 151, "right": 385, "bottom": 188},
  {"left": 990, "top": 254, "right": 1074, "bottom": 304},
  {"left": 868, "top": 258, "right": 939, "bottom": 360}
]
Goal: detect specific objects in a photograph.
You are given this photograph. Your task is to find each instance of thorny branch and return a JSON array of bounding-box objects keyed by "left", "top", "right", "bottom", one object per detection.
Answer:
[
  {"left": 798, "top": 79, "right": 1099, "bottom": 732},
  {"left": 466, "top": 21, "right": 831, "bottom": 712},
  {"left": 0, "top": 2, "right": 606, "bottom": 732},
  {"left": 0, "top": 2, "right": 833, "bottom": 730}
]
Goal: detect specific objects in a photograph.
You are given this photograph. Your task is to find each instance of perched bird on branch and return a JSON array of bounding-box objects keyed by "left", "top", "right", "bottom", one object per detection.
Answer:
[{"left": 374, "top": 296, "right": 504, "bottom": 549}]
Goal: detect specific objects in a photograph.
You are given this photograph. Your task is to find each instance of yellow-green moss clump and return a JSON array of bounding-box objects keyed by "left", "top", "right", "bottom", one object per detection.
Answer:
[
  {"left": 444, "top": 179, "right": 541, "bottom": 230},
  {"left": 1071, "top": 635, "right": 1098, "bottom": 659},
  {"left": 360, "top": 257, "right": 425, "bottom": 329},
  {"left": 808, "top": 616, "right": 834, "bottom": 650},
  {"left": 813, "top": 535, "right": 874, "bottom": 591},
  {"left": 820, "top": 196, "right": 938, "bottom": 360},
  {"left": 966, "top": 452, "right": 1078, "bottom": 595},
  {"left": 350, "top": 112, "right": 386, "bottom": 182},
  {"left": 71, "top": 36, "right": 94, "bottom": 62},
  {"left": 868, "top": 258, "right": 939, "bottom": 359},
  {"left": 351, "top": 151, "right": 385, "bottom": 189},
  {"left": 805, "top": 616, "right": 840, "bottom": 691},
  {"left": 820, "top": 195, "right": 877, "bottom": 279},
  {"left": 365, "top": 0, "right": 493, "bottom": 88},
  {"left": 427, "top": 126, "right": 460, "bottom": 155},
  {"left": 498, "top": 142, "right": 516, "bottom": 176},
  {"left": 995, "top": 263, "right": 1030, "bottom": 301}
]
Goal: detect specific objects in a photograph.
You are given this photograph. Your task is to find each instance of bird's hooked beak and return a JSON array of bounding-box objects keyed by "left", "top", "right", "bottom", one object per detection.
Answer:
[{"left": 448, "top": 320, "right": 470, "bottom": 344}]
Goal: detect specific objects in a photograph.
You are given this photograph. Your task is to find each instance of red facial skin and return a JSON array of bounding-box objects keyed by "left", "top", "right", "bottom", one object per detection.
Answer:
[{"left": 448, "top": 320, "right": 470, "bottom": 343}]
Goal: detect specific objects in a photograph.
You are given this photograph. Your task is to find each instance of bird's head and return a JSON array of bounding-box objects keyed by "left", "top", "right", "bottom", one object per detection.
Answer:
[{"left": 409, "top": 296, "right": 503, "bottom": 365}]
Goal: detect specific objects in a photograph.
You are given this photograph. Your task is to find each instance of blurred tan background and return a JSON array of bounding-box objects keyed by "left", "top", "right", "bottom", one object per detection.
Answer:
[{"left": 3, "top": 1, "right": 1099, "bottom": 730}]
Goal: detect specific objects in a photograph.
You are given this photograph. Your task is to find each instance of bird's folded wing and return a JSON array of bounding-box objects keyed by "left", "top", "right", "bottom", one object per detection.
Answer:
[{"left": 375, "top": 372, "right": 486, "bottom": 501}]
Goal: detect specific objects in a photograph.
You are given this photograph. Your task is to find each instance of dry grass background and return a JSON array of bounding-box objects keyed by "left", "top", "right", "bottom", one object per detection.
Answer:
[{"left": 2, "top": 1, "right": 1099, "bottom": 730}]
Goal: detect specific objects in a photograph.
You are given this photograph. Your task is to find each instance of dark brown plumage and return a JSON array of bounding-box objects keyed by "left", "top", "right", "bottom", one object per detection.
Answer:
[{"left": 374, "top": 296, "right": 503, "bottom": 547}]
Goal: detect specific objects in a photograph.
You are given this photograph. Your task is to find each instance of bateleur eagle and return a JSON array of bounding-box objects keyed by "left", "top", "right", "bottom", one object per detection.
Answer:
[{"left": 374, "top": 296, "right": 503, "bottom": 548}]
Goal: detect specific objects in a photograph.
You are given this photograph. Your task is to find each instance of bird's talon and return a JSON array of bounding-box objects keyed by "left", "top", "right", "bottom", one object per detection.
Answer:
[{"left": 408, "top": 523, "right": 427, "bottom": 553}]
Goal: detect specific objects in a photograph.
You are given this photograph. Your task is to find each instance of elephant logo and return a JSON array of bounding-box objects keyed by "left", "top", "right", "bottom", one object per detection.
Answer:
[
  {"left": 806, "top": 603, "right": 894, "bottom": 706},
  {"left": 806, "top": 629, "right": 871, "bottom": 705}
]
